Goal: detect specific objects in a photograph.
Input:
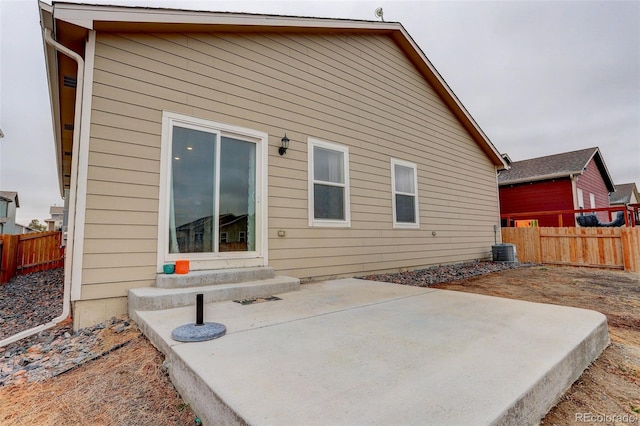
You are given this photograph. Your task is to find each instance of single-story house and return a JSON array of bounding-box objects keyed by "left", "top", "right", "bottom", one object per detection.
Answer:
[
  {"left": 39, "top": 2, "right": 507, "bottom": 329},
  {"left": 14, "top": 223, "right": 37, "bottom": 235},
  {"left": 498, "top": 147, "right": 615, "bottom": 227}
]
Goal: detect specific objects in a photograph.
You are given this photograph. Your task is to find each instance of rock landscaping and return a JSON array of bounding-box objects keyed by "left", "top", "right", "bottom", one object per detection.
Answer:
[
  {"left": 0, "top": 268, "right": 64, "bottom": 340},
  {"left": 0, "top": 269, "right": 138, "bottom": 387},
  {"left": 360, "top": 260, "right": 531, "bottom": 286}
]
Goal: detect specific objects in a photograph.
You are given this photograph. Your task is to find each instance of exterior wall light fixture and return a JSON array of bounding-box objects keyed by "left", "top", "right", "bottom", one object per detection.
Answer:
[{"left": 279, "top": 134, "right": 290, "bottom": 156}]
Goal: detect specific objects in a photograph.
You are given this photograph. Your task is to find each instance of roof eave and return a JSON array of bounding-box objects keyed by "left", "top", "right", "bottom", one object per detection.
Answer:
[
  {"left": 498, "top": 171, "right": 578, "bottom": 187},
  {"left": 39, "top": 1, "right": 66, "bottom": 198},
  {"left": 589, "top": 148, "right": 616, "bottom": 192},
  {"left": 390, "top": 29, "right": 507, "bottom": 168},
  {"left": 50, "top": 2, "right": 402, "bottom": 32}
]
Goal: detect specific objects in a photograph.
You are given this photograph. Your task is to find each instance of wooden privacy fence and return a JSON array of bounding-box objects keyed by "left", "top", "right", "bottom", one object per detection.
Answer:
[
  {"left": 502, "top": 227, "right": 640, "bottom": 272},
  {"left": 0, "top": 231, "right": 65, "bottom": 284}
]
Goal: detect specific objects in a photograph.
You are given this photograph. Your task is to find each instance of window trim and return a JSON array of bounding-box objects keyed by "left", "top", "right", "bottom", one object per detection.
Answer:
[
  {"left": 157, "top": 111, "right": 268, "bottom": 272},
  {"left": 308, "top": 138, "right": 351, "bottom": 227},
  {"left": 391, "top": 158, "right": 420, "bottom": 229},
  {"left": 577, "top": 188, "right": 584, "bottom": 209}
]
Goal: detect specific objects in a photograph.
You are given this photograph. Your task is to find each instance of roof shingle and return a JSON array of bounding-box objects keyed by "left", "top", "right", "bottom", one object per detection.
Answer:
[
  {"left": 498, "top": 147, "right": 614, "bottom": 191},
  {"left": 609, "top": 183, "right": 638, "bottom": 205}
]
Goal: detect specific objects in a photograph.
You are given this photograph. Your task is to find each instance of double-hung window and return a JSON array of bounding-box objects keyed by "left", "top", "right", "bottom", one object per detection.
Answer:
[
  {"left": 391, "top": 158, "right": 419, "bottom": 228},
  {"left": 308, "top": 138, "right": 350, "bottom": 227}
]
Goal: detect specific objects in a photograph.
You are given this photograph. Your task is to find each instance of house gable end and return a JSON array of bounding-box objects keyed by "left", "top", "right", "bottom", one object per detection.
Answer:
[
  {"left": 498, "top": 147, "right": 615, "bottom": 191},
  {"left": 40, "top": 1, "right": 507, "bottom": 197}
]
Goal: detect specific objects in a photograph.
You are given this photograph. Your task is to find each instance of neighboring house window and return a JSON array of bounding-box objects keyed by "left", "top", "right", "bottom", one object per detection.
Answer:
[
  {"left": 391, "top": 158, "right": 419, "bottom": 228},
  {"left": 589, "top": 193, "right": 596, "bottom": 209},
  {"left": 220, "top": 232, "right": 228, "bottom": 243},
  {"left": 577, "top": 189, "right": 584, "bottom": 209},
  {"left": 308, "top": 138, "right": 350, "bottom": 227},
  {"left": 238, "top": 231, "right": 246, "bottom": 243},
  {"left": 0, "top": 200, "right": 7, "bottom": 218}
]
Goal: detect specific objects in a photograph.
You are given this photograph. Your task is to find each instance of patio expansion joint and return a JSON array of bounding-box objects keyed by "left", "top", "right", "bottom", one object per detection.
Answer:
[{"left": 223, "top": 287, "right": 440, "bottom": 336}]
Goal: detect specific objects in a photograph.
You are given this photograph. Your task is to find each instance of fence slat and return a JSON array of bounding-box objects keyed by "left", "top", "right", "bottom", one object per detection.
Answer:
[
  {"left": 503, "top": 227, "right": 638, "bottom": 272},
  {"left": 0, "top": 232, "right": 64, "bottom": 283},
  {"left": 621, "top": 228, "right": 640, "bottom": 272}
]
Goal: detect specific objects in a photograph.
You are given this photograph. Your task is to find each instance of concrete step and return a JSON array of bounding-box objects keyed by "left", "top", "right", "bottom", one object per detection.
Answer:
[
  {"left": 129, "top": 275, "right": 300, "bottom": 312},
  {"left": 156, "top": 267, "right": 275, "bottom": 289}
]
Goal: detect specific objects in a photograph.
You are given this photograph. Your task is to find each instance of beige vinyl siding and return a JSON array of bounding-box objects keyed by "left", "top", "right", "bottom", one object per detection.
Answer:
[{"left": 81, "top": 30, "right": 499, "bottom": 299}]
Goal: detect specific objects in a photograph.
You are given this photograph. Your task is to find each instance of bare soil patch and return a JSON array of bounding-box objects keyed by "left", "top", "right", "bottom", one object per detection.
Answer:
[{"left": 429, "top": 266, "right": 640, "bottom": 425}]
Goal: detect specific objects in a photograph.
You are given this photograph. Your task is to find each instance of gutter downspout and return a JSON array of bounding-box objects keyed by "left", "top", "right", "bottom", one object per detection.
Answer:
[{"left": 0, "top": 28, "right": 83, "bottom": 348}]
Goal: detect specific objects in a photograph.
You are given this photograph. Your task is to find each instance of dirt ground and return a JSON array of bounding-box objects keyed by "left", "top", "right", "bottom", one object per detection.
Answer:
[
  {"left": 432, "top": 266, "right": 640, "bottom": 426},
  {"left": 0, "top": 323, "right": 197, "bottom": 425},
  {"left": 0, "top": 265, "right": 638, "bottom": 425}
]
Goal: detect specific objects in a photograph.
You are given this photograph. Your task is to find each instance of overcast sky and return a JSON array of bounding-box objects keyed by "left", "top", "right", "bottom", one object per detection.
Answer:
[{"left": 1, "top": 0, "right": 638, "bottom": 224}]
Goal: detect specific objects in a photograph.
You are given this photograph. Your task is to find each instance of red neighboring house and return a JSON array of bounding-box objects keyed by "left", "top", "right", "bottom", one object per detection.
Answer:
[{"left": 498, "top": 147, "right": 616, "bottom": 227}]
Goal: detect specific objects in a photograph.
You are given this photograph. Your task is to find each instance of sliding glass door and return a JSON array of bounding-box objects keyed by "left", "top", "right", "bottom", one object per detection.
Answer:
[{"left": 168, "top": 125, "right": 257, "bottom": 256}]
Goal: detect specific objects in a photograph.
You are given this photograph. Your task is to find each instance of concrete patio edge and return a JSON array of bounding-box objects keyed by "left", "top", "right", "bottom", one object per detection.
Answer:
[
  {"left": 131, "top": 278, "right": 610, "bottom": 425},
  {"left": 494, "top": 315, "right": 610, "bottom": 425}
]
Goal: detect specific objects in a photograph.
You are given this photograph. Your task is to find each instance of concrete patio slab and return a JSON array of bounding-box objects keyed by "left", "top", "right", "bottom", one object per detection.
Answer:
[{"left": 132, "top": 278, "right": 609, "bottom": 426}]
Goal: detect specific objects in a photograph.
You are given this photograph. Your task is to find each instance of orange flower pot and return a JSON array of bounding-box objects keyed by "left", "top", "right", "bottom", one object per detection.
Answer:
[{"left": 175, "top": 260, "right": 190, "bottom": 274}]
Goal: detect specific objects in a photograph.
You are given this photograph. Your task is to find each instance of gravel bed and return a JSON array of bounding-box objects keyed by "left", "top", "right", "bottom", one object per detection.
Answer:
[
  {"left": 0, "top": 268, "right": 64, "bottom": 340},
  {"left": 0, "top": 269, "right": 137, "bottom": 387},
  {"left": 360, "top": 260, "right": 533, "bottom": 286}
]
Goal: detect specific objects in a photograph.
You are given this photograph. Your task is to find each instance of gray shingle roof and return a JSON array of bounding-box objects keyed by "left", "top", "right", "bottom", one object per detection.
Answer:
[
  {"left": 609, "top": 183, "right": 638, "bottom": 205},
  {"left": 0, "top": 191, "right": 19, "bottom": 207},
  {"left": 497, "top": 147, "right": 615, "bottom": 191}
]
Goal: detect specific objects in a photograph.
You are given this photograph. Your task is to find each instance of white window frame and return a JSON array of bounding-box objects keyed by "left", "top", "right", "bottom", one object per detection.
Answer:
[
  {"left": 577, "top": 188, "right": 584, "bottom": 209},
  {"left": 589, "top": 193, "right": 596, "bottom": 209},
  {"left": 391, "top": 158, "right": 420, "bottom": 229},
  {"left": 308, "top": 138, "right": 351, "bottom": 227},
  {"left": 157, "top": 111, "right": 268, "bottom": 272}
]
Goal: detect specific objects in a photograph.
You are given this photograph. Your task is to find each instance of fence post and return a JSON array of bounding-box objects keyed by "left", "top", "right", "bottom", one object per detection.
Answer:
[
  {"left": 621, "top": 228, "right": 640, "bottom": 272},
  {"left": 534, "top": 227, "right": 542, "bottom": 263},
  {"left": 1, "top": 234, "right": 19, "bottom": 284}
]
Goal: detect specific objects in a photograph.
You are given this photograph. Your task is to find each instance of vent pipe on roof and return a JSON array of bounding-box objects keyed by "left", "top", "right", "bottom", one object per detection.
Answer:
[{"left": 0, "top": 27, "right": 84, "bottom": 348}]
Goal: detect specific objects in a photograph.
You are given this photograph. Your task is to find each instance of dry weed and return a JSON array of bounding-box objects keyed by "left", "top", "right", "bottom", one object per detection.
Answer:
[{"left": 0, "top": 337, "right": 195, "bottom": 425}]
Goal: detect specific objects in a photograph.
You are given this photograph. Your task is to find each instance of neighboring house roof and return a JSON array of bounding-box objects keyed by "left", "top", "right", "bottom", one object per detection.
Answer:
[
  {"left": 39, "top": 1, "right": 508, "bottom": 196},
  {"left": 15, "top": 223, "right": 36, "bottom": 233},
  {"left": 0, "top": 191, "right": 19, "bottom": 207},
  {"left": 609, "top": 183, "right": 639, "bottom": 205},
  {"left": 220, "top": 214, "right": 248, "bottom": 228},
  {"left": 49, "top": 205, "right": 64, "bottom": 215},
  {"left": 497, "top": 147, "right": 615, "bottom": 191}
]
